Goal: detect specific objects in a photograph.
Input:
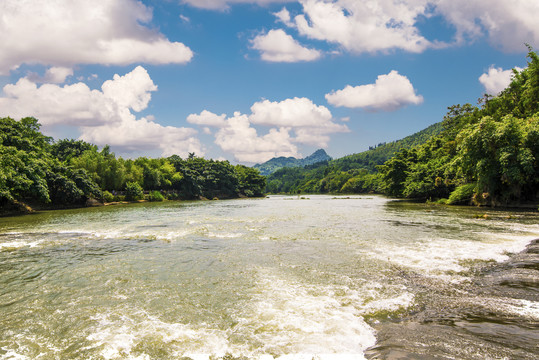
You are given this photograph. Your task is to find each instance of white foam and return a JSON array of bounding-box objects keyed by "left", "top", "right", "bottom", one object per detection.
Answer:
[
  {"left": 366, "top": 234, "right": 539, "bottom": 277},
  {"left": 500, "top": 299, "right": 539, "bottom": 320},
  {"left": 235, "top": 270, "right": 377, "bottom": 357},
  {"left": 360, "top": 292, "right": 415, "bottom": 314},
  {"left": 87, "top": 312, "right": 231, "bottom": 359},
  {"left": 0, "top": 349, "right": 30, "bottom": 360},
  {"left": 207, "top": 232, "right": 243, "bottom": 239},
  {"left": 0, "top": 240, "right": 42, "bottom": 250}
]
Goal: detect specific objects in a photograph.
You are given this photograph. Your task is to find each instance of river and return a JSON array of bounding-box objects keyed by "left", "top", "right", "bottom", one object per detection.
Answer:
[{"left": 0, "top": 195, "right": 538, "bottom": 359}]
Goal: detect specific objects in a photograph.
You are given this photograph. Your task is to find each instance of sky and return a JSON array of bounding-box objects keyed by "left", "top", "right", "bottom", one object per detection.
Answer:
[{"left": 0, "top": 0, "right": 538, "bottom": 164}]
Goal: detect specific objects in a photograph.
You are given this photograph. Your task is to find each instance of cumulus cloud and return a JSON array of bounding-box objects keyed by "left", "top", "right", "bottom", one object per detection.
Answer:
[
  {"left": 250, "top": 97, "right": 340, "bottom": 129},
  {"left": 250, "top": 97, "right": 349, "bottom": 147},
  {"left": 0, "top": 66, "right": 203, "bottom": 157},
  {"left": 291, "top": 0, "right": 431, "bottom": 54},
  {"left": 479, "top": 66, "right": 522, "bottom": 95},
  {"left": 188, "top": 97, "right": 348, "bottom": 163},
  {"left": 181, "top": 0, "right": 293, "bottom": 11},
  {"left": 274, "top": 7, "right": 294, "bottom": 27},
  {"left": 0, "top": 0, "right": 193, "bottom": 74},
  {"left": 274, "top": 0, "right": 538, "bottom": 55},
  {"left": 27, "top": 67, "right": 74, "bottom": 84},
  {"left": 187, "top": 110, "right": 228, "bottom": 127},
  {"left": 436, "top": 0, "right": 539, "bottom": 52},
  {"left": 80, "top": 116, "right": 202, "bottom": 157},
  {"left": 214, "top": 112, "right": 300, "bottom": 163},
  {"left": 251, "top": 29, "right": 321, "bottom": 62},
  {"left": 325, "top": 71, "right": 423, "bottom": 111}
]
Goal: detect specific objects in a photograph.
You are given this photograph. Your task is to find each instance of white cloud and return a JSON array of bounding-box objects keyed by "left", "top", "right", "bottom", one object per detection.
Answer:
[
  {"left": 181, "top": 0, "right": 293, "bottom": 11},
  {"left": 80, "top": 116, "right": 202, "bottom": 158},
  {"left": 101, "top": 67, "right": 158, "bottom": 112},
  {"left": 179, "top": 14, "right": 191, "bottom": 23},
  {"left": 0, "top": 0, "right": 193, "bottom": 74},
  {"left": 0, "top": 78, "right": 119, "bottom": 127},
  {"left": 214, "top": 112, "right": 300, "bottom": 163},
  {"left": 0, "top": 67, "right": 203, "bottom": 158},
  {"left": 250, "top": 97, "right": 329, "bottom": 127},
  {"left": 283, "top": 0, "right": 539, "bottom": 55},
  {"left": 291, "top": 0, "right": 431, "bottom": 54},
  {"left": 325, "top": 70, "right": 423, "bottom": 111},
  {"left": 436, "top": 0, "right": 539, "bottom": 52},
  {"left": 274, "top": 7, "right": 294, "bottom": 27},
  {"left": 188, "top": 97, "right": 349, "bottom": 163},
  {"left": 479, "top": 66, "right": 522, "bottom": 95},
  {"left": 251, "top": 29, "right": 321, "bottom": 62},
  {"left": 250, "top": 97, "right": 349, "bottom": 146},
  {"left": 27, "top": 67, "right": 73, "bottom": 84},
  {"left": 187, "top": 110, "right": 228, "bottom": 127}
]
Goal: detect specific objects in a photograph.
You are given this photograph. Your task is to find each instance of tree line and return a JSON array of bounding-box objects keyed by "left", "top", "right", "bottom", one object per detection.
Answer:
[
  {"left": 0, "top": 118, "right": 266, "bottom": 213},
  {"left": 268, "top": 48, "right": 539, "bottom": 207}
]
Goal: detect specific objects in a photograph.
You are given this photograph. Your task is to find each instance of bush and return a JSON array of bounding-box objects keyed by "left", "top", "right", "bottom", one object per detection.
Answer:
[
  {"left": 448, "top": 183, "right": 476, "bottom": 205},
  {"left": 103, "top": 191, "right": 114, "bottom": 203},
  {"left": 148, "top": 190, "right": 165, "bottom": 202},
  {"left": 125, "top": 182, "right": 144, "bottom": 201},
  {"left": 166, "top": 192, "right": 181, "bottom": 200}
]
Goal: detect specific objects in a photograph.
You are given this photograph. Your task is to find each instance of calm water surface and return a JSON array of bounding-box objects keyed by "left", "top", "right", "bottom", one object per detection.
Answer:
[{"left": 0, "top": 195, "right": 538, "bottom": 359}]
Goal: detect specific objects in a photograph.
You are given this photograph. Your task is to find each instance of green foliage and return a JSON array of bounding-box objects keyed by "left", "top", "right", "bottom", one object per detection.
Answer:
[
  {"left": 235, "top": 165, "right": 266, "bottom": 197},
  {"left": 267, "top": 49, "right": 539, "bottom": 206},
  {"left": 103, "top": 191, "right": 114, "bottom": 203},
  {"left": 50, "top": 139, "right": 95, "bottom": 162},
  {"left": 148, "top": 190, "right": 165, "bottom": 202},
  {"left": 376, "top": 48, "right": 539, "bottom": 205},
  {"left": 448, "top": 183, "right": 477, "bottom": 205},
  {"left": 124, "top": 182, "right": 144, "bottom": 201}
]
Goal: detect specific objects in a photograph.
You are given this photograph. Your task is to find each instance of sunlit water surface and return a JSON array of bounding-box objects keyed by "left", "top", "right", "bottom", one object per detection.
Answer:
[{"left": 0, "top": 195, "right": 538, "bottom": 359}]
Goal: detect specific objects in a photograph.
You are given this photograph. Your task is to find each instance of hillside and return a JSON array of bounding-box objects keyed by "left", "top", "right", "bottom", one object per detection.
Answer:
[
  {"left": 267, "top": 48, "right": 539, "bottom": 206},
  {"left": 332, "top": 122, "right": 443, "bottom": 172},
  {"left": 265, "top": 122, "right": 442, "bottom": 193},
  {"left": 254, "top": 149, "right": 332, "bottom": 176}
]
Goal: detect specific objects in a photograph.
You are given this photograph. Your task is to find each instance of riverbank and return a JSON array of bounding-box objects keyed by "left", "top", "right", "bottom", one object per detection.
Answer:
[
  {"left": 0, "top": 194, "right": 262, "bottom": 218},
  {"left": 365, "top": 238, "right": 539, "bottom": 359}
]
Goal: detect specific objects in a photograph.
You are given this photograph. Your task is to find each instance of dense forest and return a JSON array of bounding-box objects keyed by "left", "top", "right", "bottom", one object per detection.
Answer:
[
  {"left": 266, "top": 121, "right": 443, "bottom": 194},
  {"left": 268, "top": 49, "right": 539, "bottom": 207},
  {"left": 0, "top": 118, "right": 266, "bottom": 214}
]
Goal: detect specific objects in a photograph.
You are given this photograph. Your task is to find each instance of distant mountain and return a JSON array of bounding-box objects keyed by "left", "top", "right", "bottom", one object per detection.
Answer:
[{"left": 254, "top": 149, "right": 332, "bottom": 176}]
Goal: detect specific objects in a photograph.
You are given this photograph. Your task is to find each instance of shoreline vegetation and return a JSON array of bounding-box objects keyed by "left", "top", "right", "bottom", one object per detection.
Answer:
[
  {"left": 266, "top": 48, "right": 539, "bottom": 209},
  {"left": 2, "top": 49, "right": 538, "bottom": 216},
  {"left": 0, "top": 117, "right": 267, "bottom": 216}
]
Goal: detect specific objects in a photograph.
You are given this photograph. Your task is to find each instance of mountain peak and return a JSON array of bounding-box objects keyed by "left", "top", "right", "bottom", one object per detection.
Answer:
[{"left": 254, "top": 149, "right": 332, "bottom": 176}]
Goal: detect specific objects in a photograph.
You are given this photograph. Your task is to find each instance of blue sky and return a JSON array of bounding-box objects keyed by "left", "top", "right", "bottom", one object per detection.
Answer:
[{"left": 0, "top": 0, "right": 537, "bottom": 164}]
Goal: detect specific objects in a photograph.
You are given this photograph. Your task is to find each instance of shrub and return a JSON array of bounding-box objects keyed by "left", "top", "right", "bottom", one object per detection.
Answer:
[
  {"left": 448, "top": 183, "right": 476, "bottom": 205},
  {"left": 149, "top": 190, "right": 165, "bottom": 202},
  {"left": 103, "top": 191, "right": 114, "bottom": 203},
  {"left": 166, "top": 192, "right": 181, "bottom": 200},
  {"left": 125, "top": 182, "right": 144, "bottom": 201}
]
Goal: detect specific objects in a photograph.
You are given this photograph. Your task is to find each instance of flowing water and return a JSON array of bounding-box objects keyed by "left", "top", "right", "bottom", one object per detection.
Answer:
[{"left": 0, "top": 195, "right": 538, "bottom": 359}]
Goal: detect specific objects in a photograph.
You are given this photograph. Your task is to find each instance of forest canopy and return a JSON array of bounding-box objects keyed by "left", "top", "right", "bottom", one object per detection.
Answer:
[{"left": 0, "top": 119, "right": 266, "bottom": 213}]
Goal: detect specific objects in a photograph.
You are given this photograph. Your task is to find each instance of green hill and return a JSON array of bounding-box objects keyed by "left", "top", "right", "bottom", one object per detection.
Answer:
[
  {"left": 265, "top": 122, "right": 442, "bottom": 194},
  {"left": 332, "top": 122, "right": 443, "bottom": 172},
  {"left": 267, "top": 48, "right": 539, "bottom": 206},
  {"left": 254, "top": 149, "right": 332, "bottom": 176}
]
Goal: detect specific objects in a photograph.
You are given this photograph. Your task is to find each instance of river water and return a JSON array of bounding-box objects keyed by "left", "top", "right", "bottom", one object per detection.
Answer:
[{"left": 0, "top": 195, "right": 538, "bottom": 359}]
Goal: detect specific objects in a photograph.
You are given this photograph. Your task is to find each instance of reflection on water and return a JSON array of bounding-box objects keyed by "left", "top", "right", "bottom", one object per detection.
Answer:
[{"left": 0, "top": 196, "right": 538, "bottom": 359}]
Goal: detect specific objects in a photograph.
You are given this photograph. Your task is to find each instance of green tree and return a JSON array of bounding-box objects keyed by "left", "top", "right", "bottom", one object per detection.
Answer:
[{"left": 125, "top": 182, "right": 144, "bottom": 201}]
